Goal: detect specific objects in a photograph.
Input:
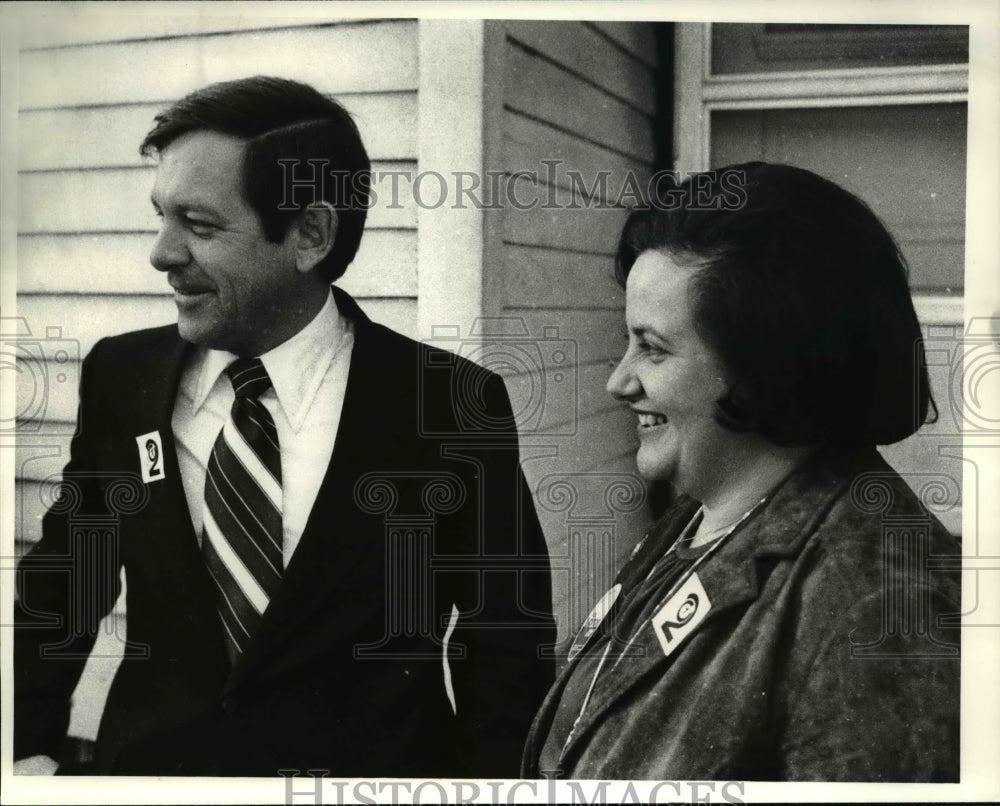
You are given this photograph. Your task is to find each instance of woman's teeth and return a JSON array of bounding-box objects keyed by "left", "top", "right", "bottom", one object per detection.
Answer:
[{"left": 638, "top": 413, "right": 667, "bottom": 428}]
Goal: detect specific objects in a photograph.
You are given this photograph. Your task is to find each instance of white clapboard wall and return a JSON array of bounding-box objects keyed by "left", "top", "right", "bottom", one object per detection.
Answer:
[{"left": 488, "top": 21, "right": 660, "bottom": 638}]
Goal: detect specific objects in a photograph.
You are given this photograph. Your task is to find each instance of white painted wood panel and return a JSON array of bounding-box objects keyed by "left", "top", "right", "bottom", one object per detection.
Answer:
[
  {"left": 19, "top": 92, "right": 418, "bottom": 169},
  {"left": 19, "top": 161, "right": 417, "bottom": 233},
  {"left": 17, "top": 11, "right": 364, "bottom": 49},
  {"left": 588, "top": 21, "right": 658, "bottom": 68},
  {"left": 20, "top": 21, "right": 418, "bottom": 108},
  {"left": 18, "top": 230, "right": 417, "bottom": 297},
  {"left": 503, "top": 245, "right": 622, "bottom": 310},
  {"left": 505, "top": 46, "right": 655, "bottom": 162},
  {"left": 504, "top": 112, "right": 653, "bottom": 205},
  {"left": 505, "top": 20, "right": 656, "bottom": 113},
  {"left": 16, "top": 432, "right": 76, "bottom": 484},
  {"left": 15, "top": 293, "right": 178, "bottom": 354},
  {"left": 504, "top": 197, "right": 629, "bottom": 256}
]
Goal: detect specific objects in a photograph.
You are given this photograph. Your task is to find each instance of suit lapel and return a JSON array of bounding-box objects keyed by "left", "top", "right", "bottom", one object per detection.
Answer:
[
  {"left": 122, "top": 328, "right": 231, "bottom": 674},
  {"left": 123, "top": 329, "right": 195, "bottom": 570},
  {"left": 558, "top": 531, "right": 762, "bottom": 764},
  {"left": 556, "top": 452, "right": 857, "bottom": 767},
  {"left": 225, "top": 290, "right": 423, "bottom": 689}
]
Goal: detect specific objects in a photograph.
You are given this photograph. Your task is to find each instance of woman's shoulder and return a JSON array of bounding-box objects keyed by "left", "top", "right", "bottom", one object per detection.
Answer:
[
  {"left": 751, "top": 450, "right": 961, "bottom": 710},
  {"left": 810, "top": 449, "right": 959, "bottom": 558},
  {"left": 783, "top": 448, "right": 961, "bottom": 619}
]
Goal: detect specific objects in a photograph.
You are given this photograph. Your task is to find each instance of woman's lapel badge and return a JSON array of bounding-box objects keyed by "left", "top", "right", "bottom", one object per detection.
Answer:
[
  {"left": 567, "top": 583, "right": 622, "bottom": 662},
  {"left": 651, "top": 573, "right": 711, "bottom": 658}
]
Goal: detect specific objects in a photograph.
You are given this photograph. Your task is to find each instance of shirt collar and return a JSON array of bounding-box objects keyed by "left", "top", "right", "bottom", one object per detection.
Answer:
[{"left": 190, "top": 290, "right": 349, "bottom": 431}]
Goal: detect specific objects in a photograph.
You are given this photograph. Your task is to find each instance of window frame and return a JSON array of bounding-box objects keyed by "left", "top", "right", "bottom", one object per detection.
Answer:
[{"left": 674, "top": 22, "right": 968, "bottom": 326}]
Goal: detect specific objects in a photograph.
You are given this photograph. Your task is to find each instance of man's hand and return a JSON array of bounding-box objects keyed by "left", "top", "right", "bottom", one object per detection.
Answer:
[{"left": 13, "top": 755, "right": 59, "bottom": 775}]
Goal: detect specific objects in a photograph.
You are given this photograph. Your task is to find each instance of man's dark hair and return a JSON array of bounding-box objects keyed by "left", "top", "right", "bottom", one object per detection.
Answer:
[
  {"left": 140, "top": 75, "right": 370, "bottom": 283},
  {"left": 616, "top": 161, "right": 936, "bottom": 449}
]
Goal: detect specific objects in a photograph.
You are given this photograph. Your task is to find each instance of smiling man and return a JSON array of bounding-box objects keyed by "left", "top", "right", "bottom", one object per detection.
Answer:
[
  {"left": 14, "top": 76, "right": 555, "bottom": 777},
  {"left": 150, "top": 129, "right": 322, "bottom": 355}
]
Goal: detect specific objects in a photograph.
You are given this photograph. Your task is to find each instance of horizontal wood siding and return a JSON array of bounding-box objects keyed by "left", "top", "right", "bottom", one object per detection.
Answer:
[
  {"left": 494, "top": 21, "right": 659, "bottom": 643},
  {"left": 19, "top": 21, "right": 418, "bottom": 106},
  {"left": 18, "top": 230, "right": 417, "bottom": 297},
  {"left": 20, "top": 93, "right": 417, "bottom": 169},
  {"left": 17, "top": 14, "right": 374, "bottom": 49},
  {"left": 19, "top": 162, "right": 415, "bottom": 232},
  {"left": 13, "top": 17, "right": 420, "bottom": 738}
]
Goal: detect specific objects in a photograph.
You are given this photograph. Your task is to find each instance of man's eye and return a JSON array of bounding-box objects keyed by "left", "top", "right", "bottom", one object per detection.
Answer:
[{"left": 186, "top": 218, "right": 218, "bottom": 235}]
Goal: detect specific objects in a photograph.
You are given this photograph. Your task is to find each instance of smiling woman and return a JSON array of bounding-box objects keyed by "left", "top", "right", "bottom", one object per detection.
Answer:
[
  {"left": 605, "top": 250, "right": 800, "bottom": 524},
  {"left": 522, "top": 162, "right": 961, "bottom": 782}
]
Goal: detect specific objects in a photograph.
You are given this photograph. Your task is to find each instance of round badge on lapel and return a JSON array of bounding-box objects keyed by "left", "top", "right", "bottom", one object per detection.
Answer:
[{"left": 567, "top": 583, "right": 622, "bottom": 662}]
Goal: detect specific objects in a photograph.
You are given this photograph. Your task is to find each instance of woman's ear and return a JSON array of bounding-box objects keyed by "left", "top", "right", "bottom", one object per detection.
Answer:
[{"left": 293, "top": 202, "right": 338, "bottom": 274}]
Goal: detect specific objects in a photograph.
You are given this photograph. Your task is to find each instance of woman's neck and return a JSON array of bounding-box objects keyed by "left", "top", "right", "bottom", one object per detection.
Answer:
[{"left": 689, "top": 441, "right": 816, "bottom": 547}]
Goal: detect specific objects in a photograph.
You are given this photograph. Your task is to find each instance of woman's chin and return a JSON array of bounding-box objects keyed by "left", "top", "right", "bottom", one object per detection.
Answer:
[{"left": 634, "top": 451, "right": 675, "bottom": 485}]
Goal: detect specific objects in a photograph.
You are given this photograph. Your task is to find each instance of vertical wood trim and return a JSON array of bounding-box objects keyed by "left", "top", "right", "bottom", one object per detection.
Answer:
[
  {"left": 1, "top": 14, "right": 20, "bottom": 569},
  {"left": 416, "top": 19, "right": 487, "bottom": 343},
  {"left": 674, "top": 23, "right": 709, "bottom": 174},
  {"left": 481, "top": 21, "right": 508, "bottom": 320},
  {"left": 1, "top": 14, "right": 18, "bottom": 306}
]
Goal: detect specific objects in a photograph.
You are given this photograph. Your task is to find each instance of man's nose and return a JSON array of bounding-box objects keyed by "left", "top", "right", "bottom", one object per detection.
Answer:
[
  {"left": 149, "top": 221, "right": 190, "bottom": 272},
  {"left": 607, "top": 352, "right": 640, "bottom": 400}
]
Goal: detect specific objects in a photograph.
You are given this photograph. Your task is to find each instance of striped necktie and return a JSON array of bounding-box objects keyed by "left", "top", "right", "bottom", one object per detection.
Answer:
[{"left": 202, "top": 357, "right": 283, "bottom": 664}]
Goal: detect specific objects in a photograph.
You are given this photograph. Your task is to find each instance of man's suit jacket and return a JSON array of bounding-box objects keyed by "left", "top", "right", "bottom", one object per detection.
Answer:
[{"left": 16, "top": 287, "right": 556, "bottom": 777}]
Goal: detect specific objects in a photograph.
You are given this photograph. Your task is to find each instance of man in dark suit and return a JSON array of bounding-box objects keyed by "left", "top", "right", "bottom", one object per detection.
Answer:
[{"left": 14, "top": 76, "right": 555, "bottom": 777}]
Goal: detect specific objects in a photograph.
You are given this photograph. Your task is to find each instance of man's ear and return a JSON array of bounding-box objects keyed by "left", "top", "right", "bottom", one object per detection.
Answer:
[{"left": 292, "top": 202, "right": 338, "bottom": 274}]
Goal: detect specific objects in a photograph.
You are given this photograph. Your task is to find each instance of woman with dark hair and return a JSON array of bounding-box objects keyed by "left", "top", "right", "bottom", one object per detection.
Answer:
[{"left": 522, "top": 163, "right": 960, "bottom": 782}]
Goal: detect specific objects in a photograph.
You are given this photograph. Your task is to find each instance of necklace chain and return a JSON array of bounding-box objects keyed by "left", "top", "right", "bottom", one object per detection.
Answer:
[
  {"left": 557, "top": 492, "right": 769, "bottom": 766},
  {"left": 680, "top": 494, "right": 770, "bottom": 549}
]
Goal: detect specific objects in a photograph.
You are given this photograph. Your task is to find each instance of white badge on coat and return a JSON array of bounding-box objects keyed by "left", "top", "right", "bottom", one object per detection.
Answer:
[
  {"left": 651, "top": 572, "right": 712, "bottom": 658},
  {"left": 135, "top": 430, "right": 165, "bottom": 483},
  {"left": 567, "top": 583, "right": 622, "bottom": 662}
]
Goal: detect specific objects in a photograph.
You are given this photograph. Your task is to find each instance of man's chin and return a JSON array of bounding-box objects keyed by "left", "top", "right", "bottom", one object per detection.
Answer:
[{"left": 176, "top": 316, "right": 225, "bottom": 350}]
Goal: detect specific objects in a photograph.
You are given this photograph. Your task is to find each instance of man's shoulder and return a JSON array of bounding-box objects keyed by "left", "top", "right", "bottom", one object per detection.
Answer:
[
  {"left": 360, "top": 318, "right": 500, "bottom": 385},
  {"left": 358, "top": 320, "right": 515, "bottom": 440},
  {"left": 77, "top": 326, "right": 184, "bottom": 390},
  {"left": 334, "top": 284, "right": 498, "bottom": 384},
  {"left": 88, "top": 324, "right": 182, "bottom": 363}
]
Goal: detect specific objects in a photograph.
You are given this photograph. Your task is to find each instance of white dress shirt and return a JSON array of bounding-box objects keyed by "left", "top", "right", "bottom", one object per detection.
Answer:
[{"left": 171, "top": 290, "right": 354, "bottom": 566}]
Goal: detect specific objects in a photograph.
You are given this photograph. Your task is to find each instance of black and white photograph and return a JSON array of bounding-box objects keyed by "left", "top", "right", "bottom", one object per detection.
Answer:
[{"left": 1, "top": 1, "right": 997, "bottom": 803}]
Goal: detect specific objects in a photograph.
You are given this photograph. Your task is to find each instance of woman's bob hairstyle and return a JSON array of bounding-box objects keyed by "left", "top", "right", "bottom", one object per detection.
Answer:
[{"left": 616, "top": 162, "right": 936, "bottom": 449}]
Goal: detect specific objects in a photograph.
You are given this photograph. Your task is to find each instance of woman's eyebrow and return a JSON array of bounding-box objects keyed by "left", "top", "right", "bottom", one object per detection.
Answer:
[{"left": 630, "top": 324, "right": 678, "bottom": 347}]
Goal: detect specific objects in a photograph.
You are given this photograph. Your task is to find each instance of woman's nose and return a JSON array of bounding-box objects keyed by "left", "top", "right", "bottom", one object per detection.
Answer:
[{"left": 607, "top": 352, "right": 640, "bottom": 400}]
